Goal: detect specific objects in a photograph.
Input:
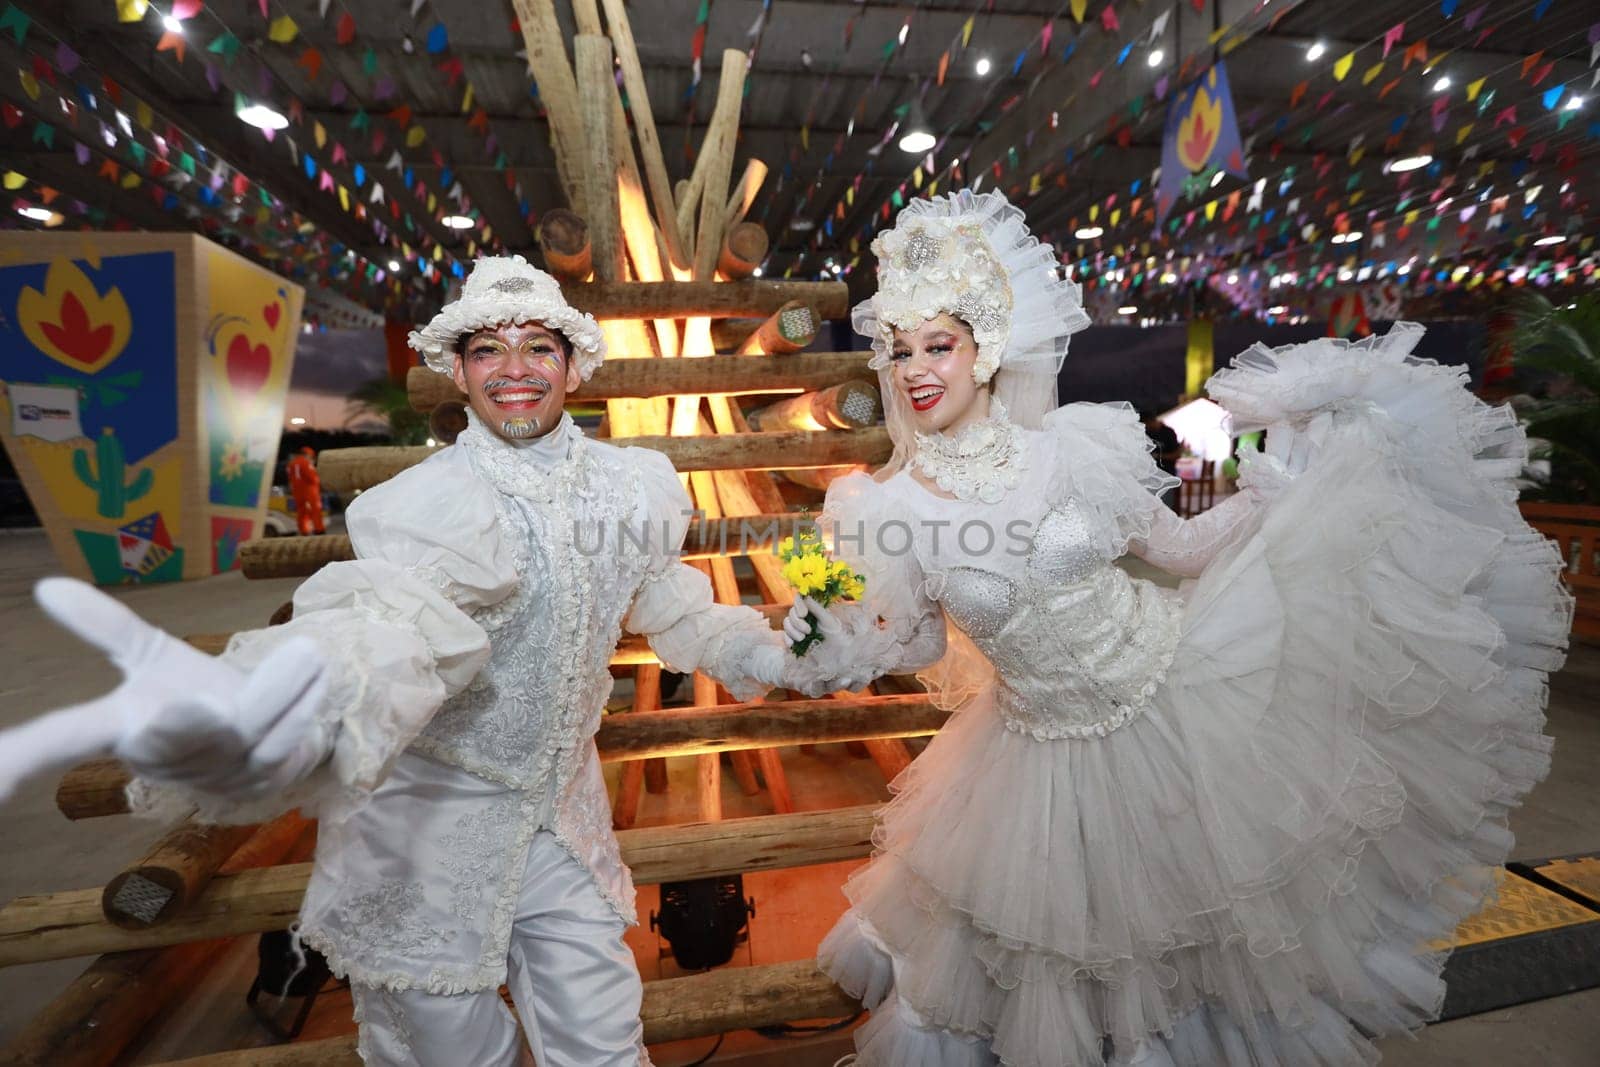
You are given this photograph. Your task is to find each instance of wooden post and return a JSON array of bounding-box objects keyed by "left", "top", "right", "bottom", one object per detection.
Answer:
[
  {"left": 101, "top": 822, "right": 259, "bottom": 929},
  {"left": 510, "top": 0, "right": 587, "bottom": 214},
  {"left": 536, "top": 209, "right": 593, "bottom": 283},
  {"left": 139, "top": 959, "right": 856, "bottom": 1065},
  {"left": 561, "top": 279, "right": 848, "bottom": 320},
  {"left": 611, "top": 663, "right": 660, "bottom": 831},
  {"left": 315, "top": 427, "right": 891, "bottom": 492},
  {"left": 575, "top": 36, "right": 623, "bottom": 282},
  {"left": 426, "top": 400, "right": 468, "bottom": 445},
  {"left": 0, "top": 813, "right": 310, "bottom": 1066},
  {"left": 746, "top": 381, "right": 882, "bottom": 432},
  {"left": 598, "top": 0, "right": 689, "bottom": 267},
  {"left": 409, "top": 352, "right": 874, "bottom": 412},
  {"left": 0, "top": 805, "right": 884, "bottom": 965},
  {"left": 722, "top": 159, "right": 769, "bottom": 230},
  {"left": 717, "top": 221, "right": 769, "bottom": 280},
  {"left": 693, "top": 50, "right": 749, "bottom": 282},
  {"left": 737, "top": 300, "right": 821, "bottom": 355}
]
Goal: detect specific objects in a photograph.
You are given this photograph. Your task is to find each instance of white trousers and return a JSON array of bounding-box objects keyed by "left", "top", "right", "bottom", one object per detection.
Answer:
[{"left": 352, "top": 830, "right": 648, "bottom": 1067}]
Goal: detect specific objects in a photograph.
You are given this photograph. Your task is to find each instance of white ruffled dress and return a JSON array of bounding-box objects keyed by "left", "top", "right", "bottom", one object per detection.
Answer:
[{"left": 814, "top": 325, "right": 1572, "bottom": 1066}]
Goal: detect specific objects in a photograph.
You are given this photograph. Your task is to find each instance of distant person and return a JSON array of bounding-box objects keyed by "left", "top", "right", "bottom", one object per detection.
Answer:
[{"left": 285, "top": 447, "right": 325, "bottom": 535}]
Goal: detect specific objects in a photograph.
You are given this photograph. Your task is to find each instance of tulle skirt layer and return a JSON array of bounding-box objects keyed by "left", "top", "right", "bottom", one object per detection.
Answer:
[{"left": 820, "top": 340, "right": 1569, "bottom": 1066}]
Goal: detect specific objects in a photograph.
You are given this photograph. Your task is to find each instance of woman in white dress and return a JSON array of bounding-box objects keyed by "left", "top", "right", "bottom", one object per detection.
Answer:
[{"left": 786, "top": 190, "right": 1573, "bottom": 1066}]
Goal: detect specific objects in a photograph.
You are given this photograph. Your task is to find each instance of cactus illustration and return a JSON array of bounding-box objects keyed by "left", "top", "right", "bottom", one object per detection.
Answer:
[{"left": 73, "top": 427, "right": 153, "bottom": 519}]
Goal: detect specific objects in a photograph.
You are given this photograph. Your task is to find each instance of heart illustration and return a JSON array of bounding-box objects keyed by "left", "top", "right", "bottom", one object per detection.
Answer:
[
  {"left": 226, "top": 333, "right": 271, "bottom": 398},
  {"left": 263, "top": 301, "right": 281, "bottom": 329}
]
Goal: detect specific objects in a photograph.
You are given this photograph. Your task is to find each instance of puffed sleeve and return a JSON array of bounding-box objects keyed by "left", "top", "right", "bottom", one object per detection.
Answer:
[
  {"left": 1041, "top": 402, "right": 1177, "bottom": 558},
  {"left": 1040, "top": 401, "right": 1271, "bottom": 578},
  {"left": 622, "top": 449, "right": 790, "bottom": 703},
  {"left": 772, "top": 471, "right": 948, "bottom": 696},
  {"left": 127, "top": 448, "right": 518, "bottom": 823}
]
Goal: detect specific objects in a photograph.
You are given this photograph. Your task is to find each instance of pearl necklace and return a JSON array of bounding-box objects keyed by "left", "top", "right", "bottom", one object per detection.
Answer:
[{"left": 912, "top": 398, "right": 1026, "bottom": 504}]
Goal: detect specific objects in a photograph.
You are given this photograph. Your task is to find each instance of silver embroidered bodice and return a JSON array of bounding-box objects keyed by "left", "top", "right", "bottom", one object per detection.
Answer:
[{"left": 932, "top": 497, "right": 1183, "bottom": 740}]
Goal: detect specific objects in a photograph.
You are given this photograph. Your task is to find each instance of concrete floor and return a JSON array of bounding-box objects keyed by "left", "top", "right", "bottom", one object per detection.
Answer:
[{"left": 0, "top": 526, "right": 1597, "bottom": 1064}]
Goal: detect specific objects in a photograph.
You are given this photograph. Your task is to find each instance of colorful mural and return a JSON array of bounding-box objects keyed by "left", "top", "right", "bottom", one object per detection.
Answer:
[
  {"left": 0, "top": 248, "right": 185, "bottom": 583},
  {"left": 199, "top": 245, "right": 298, "bottom": 569},
  {"left": 0, "top": 234, "right": 301, "bottom": 584}
]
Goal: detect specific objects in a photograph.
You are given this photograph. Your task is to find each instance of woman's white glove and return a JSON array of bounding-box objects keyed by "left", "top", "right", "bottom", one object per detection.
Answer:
[
  {"left": 1235, "top": 449, "right": 1296, "bottom": 500},
  {"left": 780, "top": 596, "right": 877, "bottom": 694},
  {"left": 0, "top": 578, "right": 333, "bottom": 805}
]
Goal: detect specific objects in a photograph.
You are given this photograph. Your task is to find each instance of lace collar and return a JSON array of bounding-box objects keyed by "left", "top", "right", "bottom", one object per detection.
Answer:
[
  {"left": 911, "top": 398, "right": 1027, "bottom": 504},
  {"left": 458, "top": 409, "right": 589, "bottom": 503}
]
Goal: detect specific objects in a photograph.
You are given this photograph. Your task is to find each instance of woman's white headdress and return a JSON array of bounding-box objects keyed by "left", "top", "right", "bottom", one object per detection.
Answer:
[
  {"left": 854, "top": 188, "right": 1089, "bottom": 386},
  {"left": 408, "top": 255, "right": 607, "bottom": 380}
]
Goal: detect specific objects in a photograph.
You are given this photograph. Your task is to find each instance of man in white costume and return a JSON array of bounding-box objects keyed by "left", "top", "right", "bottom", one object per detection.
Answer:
[{"left": 0, "top": 256, "right": 833, "bottom": 1066}]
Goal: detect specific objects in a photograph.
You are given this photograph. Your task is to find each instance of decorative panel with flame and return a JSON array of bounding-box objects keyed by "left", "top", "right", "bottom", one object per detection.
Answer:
[{"left": 0, "top": 233, "right": 303, "bottom": 585}]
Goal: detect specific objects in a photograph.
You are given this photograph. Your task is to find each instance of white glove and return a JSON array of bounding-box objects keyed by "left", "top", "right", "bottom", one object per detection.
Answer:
[
  {"left": 1235, "top": 449, "right": 1296, "bottom": 500},
  {"left": 0, "top": 578, "right": 332, "bottom": 805},
  {"left": 780, "top": 596, "right": 875, "bottom": 694}
]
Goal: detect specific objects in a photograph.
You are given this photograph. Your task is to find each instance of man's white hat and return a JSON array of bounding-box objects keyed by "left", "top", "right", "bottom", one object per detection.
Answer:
[{"left": 407, "top": 255, "right": 607, "bottom": 380}]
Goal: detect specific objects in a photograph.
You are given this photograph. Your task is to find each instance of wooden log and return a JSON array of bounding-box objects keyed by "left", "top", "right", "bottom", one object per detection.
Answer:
[
  {"left": 747, "top": 381, "right": 882, "bottom": 432},
  {"left": 101, "top": 822, "right": 258, "bottom": 929},
  {"left": 643, "top": 958, "right": 856, "bottom": 1044},
  {"left": 509, "top": 0, "right": 586, "bottom": 214},
  {"left": 147, "top": 959, "right": 854, "bottom": 1065},
  {"left": 738, "top": 300, "right": 821, "bottom": 356},
  {"left": 611, "top": 663, "right": 660, "bottom": 831},
  {"left": 561, "top": 279, "right": 848, "bottom": 321},
  {"left": 318, "top": 427, "right": 890, "bottom": 492},
  {"left": 718, "top": 221, "right": 769, "bottom": 280},
  {"left": 779, "top": 465, "right": 864, "bottom": 492},
  {"left": 234, "top": 514, "right": 812, "bottom": 581},
  {"left": 426, "top": 400, "right": 468, "bottom": 445},
  {"left": 0, "top": 813, "right": 311, "bottom": 1066},
  {"left": 536, "top": 209, "right": 592, "bottom": 283},
  {"left": 2, "top": 806, "right": 880, "bottom": 966},
  {"left": 711, "top": 317, "right": 761, "bottom": 351},
  {"left": 598, "top": 0, "right": 689, "bottom": 267},
  {"left": 1, "top": 940, "right": 227, "bottom": 1066},
  {"left": 594, "top": 693, "right": 944, "bottom": 762},
  {"left": 723, "top": 159, "right": 768, "bottom": 231},
  {"left": 57, "top": 757, "right": 137, "bottom": 822},
  {"left": 575, "top": 36, "right": 623, "bottom": 282},
  {"left": 408, "top": 353, "right": 874, "bottom": 412},
  {"left": 754, "top": 748, "right": 793, "bottom": 814},
  {"left": 56, "top": 670, "right": 929, "bottom": 823}
]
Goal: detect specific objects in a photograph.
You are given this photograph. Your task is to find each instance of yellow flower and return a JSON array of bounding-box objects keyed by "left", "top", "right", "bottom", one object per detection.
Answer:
[{"left": 777, "top": 535, "right": 796, "bottom": 558}]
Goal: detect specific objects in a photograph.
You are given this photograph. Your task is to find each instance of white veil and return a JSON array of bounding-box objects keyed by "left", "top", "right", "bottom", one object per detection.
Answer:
[{"left": 849, "top": 189, "right": 1090, "bottom": 707}]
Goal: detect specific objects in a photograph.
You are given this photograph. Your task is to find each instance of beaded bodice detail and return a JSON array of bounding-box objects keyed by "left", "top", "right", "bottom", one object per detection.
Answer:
[{"left": 932, "top": 498, "right": 1183, "bottom": 740}]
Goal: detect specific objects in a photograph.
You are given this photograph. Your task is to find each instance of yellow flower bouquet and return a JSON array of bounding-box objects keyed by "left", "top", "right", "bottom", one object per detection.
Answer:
[{"left": 778, "top": 527, "right": 865, "bottom": 657}]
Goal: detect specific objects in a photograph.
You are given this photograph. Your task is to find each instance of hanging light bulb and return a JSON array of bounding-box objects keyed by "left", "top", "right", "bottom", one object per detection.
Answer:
[
  {"left": 975, "top": 57, "right": 992, "bottom": 76},
  {"left": 1306, "top": 41, "right": 1327, "bottom": 62},
  {"left": 1147, "top": 48, "right": 1164, "bottom": 68},
  {"left": 898, "top": 98, "right": 935, "bottom": 154}
]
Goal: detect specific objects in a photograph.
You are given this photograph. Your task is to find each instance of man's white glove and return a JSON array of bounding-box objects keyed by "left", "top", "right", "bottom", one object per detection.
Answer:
[
  {"left": 0, "top": 577, "right": 332, "bottom": 805},
  {"left": 780, "top": 596, "right": 875, "bottom": 694}
]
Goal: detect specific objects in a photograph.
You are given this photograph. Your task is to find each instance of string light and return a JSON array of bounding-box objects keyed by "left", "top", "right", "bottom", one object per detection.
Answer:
[
  {"left": 1147, "top": 49, "right": 1164, "bottom": 68},
  {"left": 975, "top": 57, "right": 991, "bottom": 76},
  {"left": 1306, "top": 41, "right": 1326, "bottom": 62}
]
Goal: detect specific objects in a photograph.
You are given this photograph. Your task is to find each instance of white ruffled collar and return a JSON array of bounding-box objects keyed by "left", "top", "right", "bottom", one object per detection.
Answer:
[
  {"left": 459, "top": 408, "right": 589, "bottom": 501},
  {"left": 911, "top": 398, "right": 1027, "bottom": 504}
]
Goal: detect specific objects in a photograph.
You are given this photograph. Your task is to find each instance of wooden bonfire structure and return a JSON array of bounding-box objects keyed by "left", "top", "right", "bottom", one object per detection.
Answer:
[{"left": 0, "top": 2, "right": 932, "bottom": 1062}]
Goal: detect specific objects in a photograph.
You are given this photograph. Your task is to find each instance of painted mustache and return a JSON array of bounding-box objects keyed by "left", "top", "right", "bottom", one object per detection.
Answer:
[{"left": 482, "top": 375, "right": 554, "bottom": 400}]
